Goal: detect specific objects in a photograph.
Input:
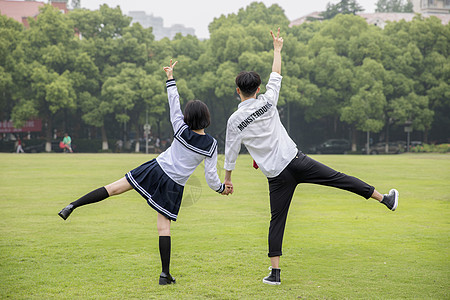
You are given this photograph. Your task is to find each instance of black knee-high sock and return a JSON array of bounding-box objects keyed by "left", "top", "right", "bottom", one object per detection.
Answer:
[
  {"left": 70, "top": 187, "right": 109, "bottom": 209},
  {"left": 159, "top": 236, "right": 171, "bottom": 274}
]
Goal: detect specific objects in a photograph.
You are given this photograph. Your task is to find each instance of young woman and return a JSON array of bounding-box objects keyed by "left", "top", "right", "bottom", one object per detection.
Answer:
[{"left": 58, "top": 60, "right": 232, "bottom": 285}]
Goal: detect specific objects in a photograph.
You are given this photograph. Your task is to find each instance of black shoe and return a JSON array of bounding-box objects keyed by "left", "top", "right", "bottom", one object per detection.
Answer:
[
  {"left": 58, "top": 204, "right": 74, "bottom": 220},
  {"left": 262, "top": 267, "right": 281, "bottom": 285},
  {"left": 381, "top": 189, "right": 399, "bottom": 211},
  {"left": 159, "top": 272, "right": 176, "bottom": 285}
]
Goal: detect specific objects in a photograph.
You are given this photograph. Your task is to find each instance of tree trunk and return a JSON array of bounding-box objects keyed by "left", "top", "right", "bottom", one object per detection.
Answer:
[
  {"left": 385, "top": 122, "right": 390, "bottom": 154},
  {"left": 45, "top": 115, "right": 52, "bottom": 152},
  {"left": 424, "top": 127, "right": 429, "bottom": 144},
  {"left": 101, "top": 125, "right": 108, "bottom": 151},
  {"left": 351, "top": 127, "right": 357, "bottom": 152},
  {"left": 334, "top": 115, "right": 338, "bottom": 134},
  {"left": 132, "top": 115, "right": 141, "bottom": 153},
  {"left": 157, "top": 119, "right": 161, "bottom": 139},
  {"left": 135, "top": 124, "right": 140, "bottom": 153},
  {"left": 366, "top": 131, "right": 370, "bottom": 155}
]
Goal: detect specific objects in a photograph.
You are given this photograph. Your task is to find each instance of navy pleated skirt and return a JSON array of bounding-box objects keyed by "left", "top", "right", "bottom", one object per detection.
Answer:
[{"left": 125, "top": 159, "right": 184, "bottom": 221}]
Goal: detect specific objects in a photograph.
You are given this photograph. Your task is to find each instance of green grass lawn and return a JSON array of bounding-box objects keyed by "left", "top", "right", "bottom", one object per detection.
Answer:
[{"left": 0, "top": 153, "right": 449, "bottom": 299}]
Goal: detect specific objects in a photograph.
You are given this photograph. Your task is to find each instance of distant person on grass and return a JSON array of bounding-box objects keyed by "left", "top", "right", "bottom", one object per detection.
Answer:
[
  {"left": 223, "top": 28, "right": 399, "bottom": 285},
  {"left": 62, "top": 133, "right": 73, "bottom": 153},
  {"left": 58, "top": 59, "right": 232, "bottom": 285},
  {"left": 16, "top": 137, "right": 24, "bottom": 153}
]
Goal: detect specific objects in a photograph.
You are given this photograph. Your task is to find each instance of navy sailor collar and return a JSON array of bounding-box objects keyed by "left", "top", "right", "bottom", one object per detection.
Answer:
[{"left": 174, "top": 124, "right": 217, "bottom": 158}]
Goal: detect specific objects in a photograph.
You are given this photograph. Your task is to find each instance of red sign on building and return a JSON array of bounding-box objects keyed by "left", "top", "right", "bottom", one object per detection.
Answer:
[{"left": 0, "top": 120, "right": 42, "bottom": 133}]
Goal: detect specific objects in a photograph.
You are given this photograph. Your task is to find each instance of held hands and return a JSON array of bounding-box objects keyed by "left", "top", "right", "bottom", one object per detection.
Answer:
[
  {"left": 221, "top": 183, "right": 234, "bottom": 196},
  {"left": 270, "top": 28, "right": 283, "bottom": 52},
  {"left": 221, "top": 170, "right": 233, "bottom": 196},
  {"left": 163, "top": 59, "right": 178, "bottom": 80}
]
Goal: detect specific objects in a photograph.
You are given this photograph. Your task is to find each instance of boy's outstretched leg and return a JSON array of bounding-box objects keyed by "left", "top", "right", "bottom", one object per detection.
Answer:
[
  {"left": 157, "top": 213, "right": 176, "bottom": 285},
  {"left": 369, "top": 189, "right": 399, "bottom": 211},
  {"left": 58, "top": 177, "right": 132, "bottom": 220},
  {"left": 380, "top": 189, "right": 399, "bottom": 211},
  {"left": 292, "top": 154, "right": 399, "bottom": 211}
]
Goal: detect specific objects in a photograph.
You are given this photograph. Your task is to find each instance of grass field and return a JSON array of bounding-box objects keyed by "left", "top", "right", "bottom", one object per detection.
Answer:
[{"left": 0, "top": 153, "right": 449, "bottom": 299}]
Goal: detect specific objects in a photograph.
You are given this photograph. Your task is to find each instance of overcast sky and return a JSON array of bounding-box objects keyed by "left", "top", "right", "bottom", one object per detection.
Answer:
[{"left": 80, "top": 0, "right": 377, "bottom": 39}]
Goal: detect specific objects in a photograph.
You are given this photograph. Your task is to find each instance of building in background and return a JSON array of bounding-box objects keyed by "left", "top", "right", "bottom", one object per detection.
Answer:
[
  {"left": 290, "top": 1, "right": 449, "bottom": 29},
  {"left": 357, "top": 11, "right": 449, "bottom": 27},
  {"left": 411, "top": 0, "right": 450, "bottom": 14},
  {"left": 128, "top": 11, "right": 195, "bottom": 40},
  {"left": 0, "top": 0, "right": 67, "bottom": 27}
]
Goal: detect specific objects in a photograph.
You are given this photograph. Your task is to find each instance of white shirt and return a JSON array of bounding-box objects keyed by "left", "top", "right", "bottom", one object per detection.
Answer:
[
  {"left": 157, "top": 79, "right": 224, "bottom": 193},
  {"left": 224, "top": 72, "right": 298, "bottom": 178}
]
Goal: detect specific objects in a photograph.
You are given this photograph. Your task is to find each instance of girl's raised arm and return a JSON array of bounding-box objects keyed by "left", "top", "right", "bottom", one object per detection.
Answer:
[{"left": 164, "top": 60, "right": 185, "bottom": 133}]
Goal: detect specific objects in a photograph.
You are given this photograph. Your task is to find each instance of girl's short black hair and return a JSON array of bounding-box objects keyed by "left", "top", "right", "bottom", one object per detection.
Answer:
[
  {"left": 235, "top": 71, "right": 261, "bottom": 97},
  {"left": 184, "top": 100, "right": 211, "bottom": 130}
]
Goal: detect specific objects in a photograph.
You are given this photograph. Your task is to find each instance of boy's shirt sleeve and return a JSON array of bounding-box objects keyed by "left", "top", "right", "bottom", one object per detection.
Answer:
[
  {"left": 204, "top": 145, "right": 225, "bottom": 193},
  {"left": 166, "top": 79, "right": 185, "bottom": 133},
  {"left": 224, "top": 117, "right": 242, "bottom": 171},
  {"left": 260, "top": 72, "right": 282, "bottom": 106}
]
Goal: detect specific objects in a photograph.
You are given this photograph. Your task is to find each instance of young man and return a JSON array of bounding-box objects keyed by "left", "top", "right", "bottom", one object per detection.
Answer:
[{"left": 223, "top": 28, "right": 399, "bottom": 285}]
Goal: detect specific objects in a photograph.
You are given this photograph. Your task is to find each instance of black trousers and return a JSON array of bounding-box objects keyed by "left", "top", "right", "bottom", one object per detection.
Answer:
[{"left": 267, "top": 152, "right": 375, "bottom": 257}]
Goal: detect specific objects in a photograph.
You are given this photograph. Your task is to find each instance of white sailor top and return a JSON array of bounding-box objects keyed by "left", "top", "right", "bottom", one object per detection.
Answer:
[{"left": 156, "top": 79, "right": 225, "bottom": 193}]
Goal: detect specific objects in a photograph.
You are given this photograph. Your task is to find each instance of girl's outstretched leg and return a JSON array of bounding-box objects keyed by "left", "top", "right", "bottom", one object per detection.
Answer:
[
  {"left": 157, "top": 213, "right": 175, "bottom": 285},
  {"left": 58, "top": 177, "right": 132, "bottom": 220}
]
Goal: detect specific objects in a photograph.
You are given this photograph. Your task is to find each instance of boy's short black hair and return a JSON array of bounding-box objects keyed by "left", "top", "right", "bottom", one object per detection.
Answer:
[
  {"left": 235, "top": 71, "right": 261, "bottom": 97},
  {"left": 184, "top": 100, "right": 211, "bottom": 130}
]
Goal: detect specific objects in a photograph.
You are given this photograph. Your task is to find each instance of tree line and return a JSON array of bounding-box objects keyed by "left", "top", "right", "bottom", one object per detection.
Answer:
[{"left": 0, "top": 2, "right": 448, "bottom": 152}]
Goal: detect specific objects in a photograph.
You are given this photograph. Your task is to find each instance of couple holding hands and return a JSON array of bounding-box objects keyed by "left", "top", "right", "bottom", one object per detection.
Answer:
[{"left": 59, "top": 29, "right": 398, "bottom": 285}]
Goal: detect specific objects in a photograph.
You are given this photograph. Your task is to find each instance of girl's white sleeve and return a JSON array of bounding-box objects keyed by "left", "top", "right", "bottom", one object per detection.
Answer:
[
  {"left": 166, "top": 79, "right": 185, "bottom": 133},
  {"left": 204, "top": 146, "right": 225, "bottom": 193}
]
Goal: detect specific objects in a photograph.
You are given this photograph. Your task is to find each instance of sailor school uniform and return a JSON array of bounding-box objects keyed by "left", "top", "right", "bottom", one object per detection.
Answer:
[{"left": 125, "top": 79, "right": 225, "bottom": 221}]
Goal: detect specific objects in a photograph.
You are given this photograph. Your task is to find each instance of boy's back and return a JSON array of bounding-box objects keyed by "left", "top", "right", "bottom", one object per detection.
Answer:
[{"left": 224, "top": 72, "right": 297, "bottom": 178}]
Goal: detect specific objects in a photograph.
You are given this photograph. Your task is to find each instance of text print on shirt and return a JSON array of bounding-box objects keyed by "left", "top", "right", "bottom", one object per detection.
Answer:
[{"left": 237, "top": 102, "right": 273, "bottom": 131}]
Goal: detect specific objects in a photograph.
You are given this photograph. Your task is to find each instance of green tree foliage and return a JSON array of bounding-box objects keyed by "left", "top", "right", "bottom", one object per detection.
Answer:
[
  {"left": 102, "top": 63, "right": 166, "bottom": 151},
  {"left": 341, "top": 59, "right": 387, "bottom": 134},
  {"left": 382, "top": 15, "right": 450, "bottom": 142},
  {"left": 320, "top": 0, "right": 365, "bottom": 20},
  {"left": 1, "top": 2, "right": 448, "bottom": 153},
  {"left": 69, "top": 5, "right": 152, "bottom": 150},
  {"left": 375, "top": 0, "right": 414, "bottom": 13},
  {"left": 201, "top": 3, "right": 292, "bottom": 134},
  {"left": 302, "top": 15, "right": 368, "bottom": 134},
  {"left": 0, "top": 15, "right": 23, "bottom": 120},
  {"left": 10, "top": 5, "right": 78, "bottom": 151},
  {"left": 389, "top": 93, "right": 434, "bottom": 131}
]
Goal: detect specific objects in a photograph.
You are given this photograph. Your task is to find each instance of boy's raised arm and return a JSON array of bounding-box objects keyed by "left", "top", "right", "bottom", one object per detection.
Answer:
[{"left": 270, "top": 28, "right": 283, "bottom": 75}]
